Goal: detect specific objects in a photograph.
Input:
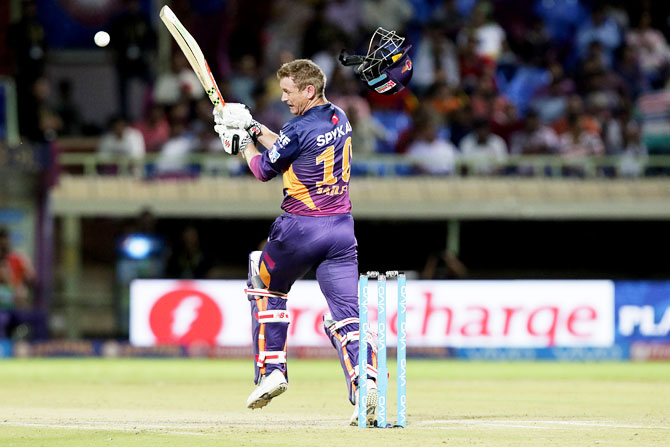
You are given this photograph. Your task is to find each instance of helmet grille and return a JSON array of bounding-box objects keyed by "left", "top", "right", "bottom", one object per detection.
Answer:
[{"left": 358, "top": 28, "right": 406, "bottom": 82}]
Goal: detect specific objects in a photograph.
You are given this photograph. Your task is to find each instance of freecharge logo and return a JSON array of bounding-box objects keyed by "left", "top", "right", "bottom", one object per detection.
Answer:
[{"left": 148, "top": 288, "right": 223, "bottom": 345}]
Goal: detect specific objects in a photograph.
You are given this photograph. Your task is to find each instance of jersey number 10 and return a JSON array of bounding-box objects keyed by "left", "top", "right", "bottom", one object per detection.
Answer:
[{"left": 316, "top": 137, "right": 352, "bottom": 187}]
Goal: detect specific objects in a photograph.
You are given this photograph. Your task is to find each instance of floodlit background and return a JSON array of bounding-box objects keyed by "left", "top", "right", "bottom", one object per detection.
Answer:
[
  {"left": 1, "top": 0, "right": 670, "bottom": 360},
  {"left": 2, "top": 1, "right": 670, "bottom": 445}
]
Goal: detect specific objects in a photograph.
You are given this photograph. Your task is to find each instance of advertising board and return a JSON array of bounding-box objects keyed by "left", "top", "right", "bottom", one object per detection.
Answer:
[{"left": 130, "top": 280, "right": 615, "bottom": 349}]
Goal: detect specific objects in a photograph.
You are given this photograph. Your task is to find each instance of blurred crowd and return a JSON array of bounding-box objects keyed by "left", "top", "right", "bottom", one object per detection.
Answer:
[{"left": 6, "top": 0, "right": 670, "bottom": 177}]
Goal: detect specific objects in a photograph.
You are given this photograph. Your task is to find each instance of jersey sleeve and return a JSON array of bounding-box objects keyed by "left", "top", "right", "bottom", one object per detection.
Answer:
[{"left": 250, "top": 121, "right": 301, "bottom": 181}]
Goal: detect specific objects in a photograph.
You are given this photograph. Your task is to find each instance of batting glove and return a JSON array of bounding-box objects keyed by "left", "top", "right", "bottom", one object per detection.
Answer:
[
  {"left": 214, "top": 125, "right": 250, "bottom": 155},
  {"left": 213, "top": 104, "right": 262, "bottom": 143}
]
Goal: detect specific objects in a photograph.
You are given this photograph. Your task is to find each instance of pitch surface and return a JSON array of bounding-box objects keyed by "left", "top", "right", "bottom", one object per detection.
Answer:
[{"left": 1, "top": 358, "right": 669, "bottom": 446}]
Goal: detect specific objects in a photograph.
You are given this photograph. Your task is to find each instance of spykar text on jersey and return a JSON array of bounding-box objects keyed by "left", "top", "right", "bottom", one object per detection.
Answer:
[{"left": 250, "top": 103, "right": 353, "bottom": 216}]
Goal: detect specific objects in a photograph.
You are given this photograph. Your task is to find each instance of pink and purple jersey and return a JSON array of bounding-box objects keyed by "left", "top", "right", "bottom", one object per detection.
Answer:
[{"left": 249, "top": 103, "right": 353, "bottom": 216}]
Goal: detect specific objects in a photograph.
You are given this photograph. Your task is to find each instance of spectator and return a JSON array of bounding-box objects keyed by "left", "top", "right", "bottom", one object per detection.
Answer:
[
  {"left": 330, "top": 77, "right": 372, "bottom": 123},
  {"left": 615, "top": 44, "right": 650, "bottom": 100},
  {"left": 490, "top": 101, "right": 525, "bottom": 146},
  {"left": 449, "top": 102, "right": 475, "bottom": 147},
  {"left": 153, "top": 53, "right": 203, "bottom": 107},
  {"left": 167, "top": 99, "right": 192, "bottom": 130},
  {"left": 22, "top": 77, "right": 64, "bottom": 143},
  {"left": 191, "top": 98, "right": 225, "bottom": 155},
  {"left": 423, "top": 81, "right": 467, "bottom": 118},
  {"left": 53, "top": 79, "right": 82, "bottom": 136},
  {"left": 262, "top": 0, "right": 313, "bottom": 72},
  {"left": 618, "top": 121, "right": 648, "bottom": 177},
  {"left": 312, "top": 38, "right": 348, "bottom": 88},
  {"left": 575, "top": 3, "right": 622, "bottom": 68},
  {"left": 154, "top": 123, "right": 197, "bottom": 177},
  {"left": 230, "top": 54, "right": 261, "bottom": 110},
  {"left": 587, "top": 91, "right": 625, "bottom": 152},
  {"left": 412, "top": 23, "right": 461, "bottom": 93},
  {"left": 552, "top": 95, "right": 600, "bottom": 136},
  {"left": 469, "top": 73, "right": 503, "bottom": 120},
  {"left": 496, "top": 38, "right": 521, "bottom": 83},
  {"left": 0, "top": 226, "right": 46, "bottom": 340},
  {"left": 459, "top": 118, "right": 508, "bottom": 175},
  {"left": 556, "top": 111, "right": 604, "bottom": 177},
  {"left": 0, "top": 226, "right": 35, "bottom": 311},
  {"left": 626, "top": 11, "right": 670, "bottom": 89},
  {"left": 513, "top": 15, "right": 553, "bottom": 66},
  {"left": 347, "top": 105, "right": 387, "bottom": 156},
  {"left": 606, "top": 0, "right": 630, "bottom": 31},
  {"left": 406, "top": 116, "right": 458, "bottom": 175},
  {"left": 577, "top": 41, "right": 626, "bottom": 105},
  {"left": 530, "top": 62, "right": 577, "bottom": 124},
  {"left": 98, "top": 116, "right": 146, "bottom": 168},
  {"left": 509, "top": 110, "right": 560, "bottom": 156},
  {"left": 497, "top": 60, "right": 551, "bottom": 118},
  {"left": 464, "top": 1, "right": 506, "bottom": 62},
  {"left": 133, "top": 105, "right": 170, "bottom": 153},
  {"left": 110, "top": 0, "right": 156, "bottom": 119},
  {"left": 534, "top": 0, "right": 588, "bottom": 46},
  {"left": 558, "top": 112, "right": 605, "bottom": 158},
  {"left": 601, "top": 103, "right": 636, "bottom": 156},
  {"left": 458, "top": 31, "right": 495, "bottom": 93}
]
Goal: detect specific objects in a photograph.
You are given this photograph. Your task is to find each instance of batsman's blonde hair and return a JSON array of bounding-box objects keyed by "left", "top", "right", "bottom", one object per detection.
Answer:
[{"left": 277, "top": 59, "right": 326, "bottom": 98}]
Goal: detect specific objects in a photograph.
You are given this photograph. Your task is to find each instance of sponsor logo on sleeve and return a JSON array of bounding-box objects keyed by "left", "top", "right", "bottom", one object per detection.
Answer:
[
  {"left": 269, "top": 146, "right": 280, "bottom": 163},
  {"left": 268, "top": 130, "right": 291, "bottom": 163},
  {"left": 278, "top": 130, "right": 291, "bottom": 147}
]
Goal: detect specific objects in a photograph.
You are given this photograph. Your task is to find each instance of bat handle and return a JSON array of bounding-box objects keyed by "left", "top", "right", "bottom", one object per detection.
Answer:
[{"left": 231, "top": 133, "right": 239, "bottom": 155}]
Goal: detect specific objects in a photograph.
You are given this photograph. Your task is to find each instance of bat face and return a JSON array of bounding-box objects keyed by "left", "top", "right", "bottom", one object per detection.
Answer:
[
  {"left": 159, "top": 5, "right": 225, "bottom": 112},
  {"left": 160, "top": 6, "right": 237, "bottom": 153}
]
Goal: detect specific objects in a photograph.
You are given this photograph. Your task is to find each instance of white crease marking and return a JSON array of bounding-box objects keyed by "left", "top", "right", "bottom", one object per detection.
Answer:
[
  {"left": 0, "top": 421, "right": 213, "bottom": 436},
  {"left": 419, "top": 420, "right": 670, "bottom": 430}
]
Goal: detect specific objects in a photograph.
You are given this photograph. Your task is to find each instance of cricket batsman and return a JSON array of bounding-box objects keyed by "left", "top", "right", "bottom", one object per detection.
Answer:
[{"left": 212, "top": 28, "right": 412, "bottom": 427}]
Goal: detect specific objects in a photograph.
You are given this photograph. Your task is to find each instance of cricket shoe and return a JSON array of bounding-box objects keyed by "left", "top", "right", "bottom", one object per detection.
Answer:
[
  {"left": 246, "top": 369, "right": 288, "bottom": 409},
  {"left": 349, "top": 379, "right": 378, "bottom": 427}
]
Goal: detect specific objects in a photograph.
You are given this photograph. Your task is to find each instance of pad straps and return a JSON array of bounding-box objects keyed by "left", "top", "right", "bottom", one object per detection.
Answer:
[
  {"left": 256, "top": 350, "right": 287, "bottom": 367},
  {"left": 255, "top": 310, "right": 291, "bottom": 324},
  {"left": 245, "top": 288, "right": 288, "bottom": 299}
]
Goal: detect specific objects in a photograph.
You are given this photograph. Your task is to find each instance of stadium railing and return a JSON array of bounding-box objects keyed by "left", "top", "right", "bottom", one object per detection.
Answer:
[{"left": 56, "top": 152, "right": 670, "bottom": 179}]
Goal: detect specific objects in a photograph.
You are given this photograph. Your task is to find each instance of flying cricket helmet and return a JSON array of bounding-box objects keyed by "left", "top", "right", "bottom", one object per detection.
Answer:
[{"left": 339, "top": 27, "right": 413, "bottom": 95}]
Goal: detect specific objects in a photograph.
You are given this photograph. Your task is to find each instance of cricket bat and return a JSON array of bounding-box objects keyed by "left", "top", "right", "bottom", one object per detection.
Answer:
[{"left": 160, "top": 5, "right": 238, "bottom": 153}]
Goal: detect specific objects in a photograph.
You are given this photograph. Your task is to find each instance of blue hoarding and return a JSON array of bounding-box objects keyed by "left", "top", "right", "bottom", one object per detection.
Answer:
[{"left": 615, "top": 281, "right": 670, "bottom": 342}]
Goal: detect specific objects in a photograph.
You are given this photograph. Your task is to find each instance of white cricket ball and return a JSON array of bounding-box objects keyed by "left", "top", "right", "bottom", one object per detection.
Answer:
[{"left": 94, "top": 31, "right": 110, "bottom": 47}]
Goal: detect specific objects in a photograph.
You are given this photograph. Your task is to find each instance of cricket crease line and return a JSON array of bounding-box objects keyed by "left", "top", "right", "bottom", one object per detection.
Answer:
[
  {"left": 0, "top": 421, "right": 213, "bottom": 436},
  {"left": 419, "top": 420, "right": 670, "bottom": 430}
]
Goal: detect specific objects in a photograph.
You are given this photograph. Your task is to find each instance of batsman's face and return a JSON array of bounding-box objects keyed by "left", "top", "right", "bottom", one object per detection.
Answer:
[{"left": 280, "top": 77, "right": 310, "bottom": 115}]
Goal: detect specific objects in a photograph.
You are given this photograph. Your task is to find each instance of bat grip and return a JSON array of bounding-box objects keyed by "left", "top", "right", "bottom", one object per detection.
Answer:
[{"left": 232, "top": 133, "right": 239, "bottom": 155}]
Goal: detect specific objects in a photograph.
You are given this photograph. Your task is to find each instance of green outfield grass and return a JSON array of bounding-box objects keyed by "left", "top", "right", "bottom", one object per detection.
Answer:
[{"left": 0, "top": 358, "right": 669, "bottom": 446}]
